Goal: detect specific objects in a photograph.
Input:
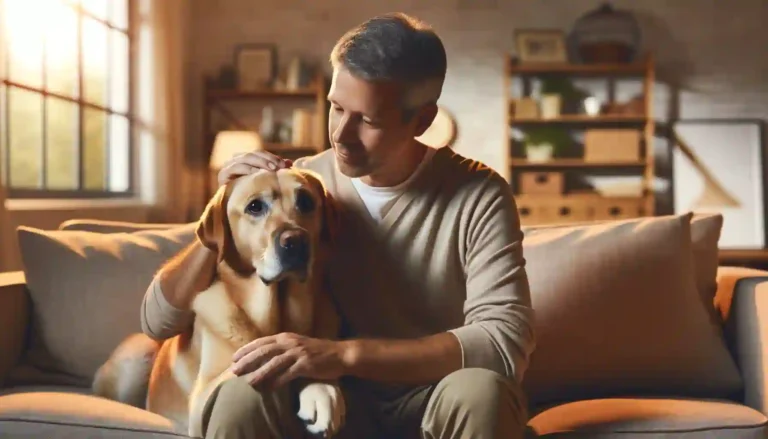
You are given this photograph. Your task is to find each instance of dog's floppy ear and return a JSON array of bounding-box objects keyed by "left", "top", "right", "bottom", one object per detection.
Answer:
[
  {"left": 301, "top": 170, "right": 340, "bottom": 247},
  {"left": 319, "top": 190, "right": 340, "bottom": 246},
  {"left": 196, "top": 182, "right": 255, "bottom": 277}
]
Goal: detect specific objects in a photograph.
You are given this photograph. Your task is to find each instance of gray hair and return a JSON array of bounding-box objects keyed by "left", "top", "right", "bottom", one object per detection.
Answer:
[{"left": 330, "top": 13, "right": 447, "bottom": 120}]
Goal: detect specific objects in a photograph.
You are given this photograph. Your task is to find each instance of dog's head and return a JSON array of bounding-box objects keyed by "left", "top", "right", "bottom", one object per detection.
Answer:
[{"left": 196, "top": 168, "right": 338, "bottom": 284}]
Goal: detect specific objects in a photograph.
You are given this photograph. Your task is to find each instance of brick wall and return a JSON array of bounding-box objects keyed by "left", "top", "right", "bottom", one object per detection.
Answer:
[{"left": 186, "top": 0, "right": 767, "bottom": 212}]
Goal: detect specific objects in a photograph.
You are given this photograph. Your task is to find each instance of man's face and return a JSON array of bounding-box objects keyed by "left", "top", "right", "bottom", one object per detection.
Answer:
[{"left": 327, "top": 67, "right": 428, "bottom": 180}]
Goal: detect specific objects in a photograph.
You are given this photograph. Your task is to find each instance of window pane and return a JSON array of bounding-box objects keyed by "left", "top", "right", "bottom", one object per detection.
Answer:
[
  {"left": 109, "top": 0, "right": 128, "bottom": 31},
  {"left": 45, "top": 3, "right": 79, "bottom": 98},
  {"left": 46, "top": 97, "right": 79, "bottom": 190},
  {"left": 80, "top": 0, "right": 108, "bottom": 21},
  {"left": 8, "top": 88, "right": 43, "bottom": 188},
  {"left": 110, "top": 30, "right": 129, "bottom": 115},
  {"left": 82, "top": 17, "right": 108, "bottom": 106},
  {"left": 5, "top": 0, "right": 45, "bottom": 88},
  {"left": 108, "top": 114, "right": 130, "bottom": 192},
  {"left": 83, "top": 107, "right": 106, "bottom": 190}
]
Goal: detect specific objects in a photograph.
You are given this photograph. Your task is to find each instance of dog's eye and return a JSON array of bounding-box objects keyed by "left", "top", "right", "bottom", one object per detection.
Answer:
[
  {"left": 245, "top": 199, "right": 267, "bottom": 216},
  {"left": 295, "top": 190, "right": 315, "bottom": 213}
]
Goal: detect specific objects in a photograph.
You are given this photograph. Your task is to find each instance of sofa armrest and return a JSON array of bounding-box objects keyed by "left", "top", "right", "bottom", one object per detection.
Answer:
[
  {"left": 0, "top": 271, "right": 29, "bottom": 389},
  {"left": 718, "top": 266, "right": 768, "bottom": 414}
]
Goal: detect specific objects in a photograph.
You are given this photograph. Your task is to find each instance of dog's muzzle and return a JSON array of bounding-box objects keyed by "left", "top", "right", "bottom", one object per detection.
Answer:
[{"left": 275, "top": 227, "right": 310, "bottom": 272}]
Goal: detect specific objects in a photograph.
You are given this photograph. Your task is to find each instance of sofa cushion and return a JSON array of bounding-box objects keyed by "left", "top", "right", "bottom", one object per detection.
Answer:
[
  {"left": 0, "top": 385, "right": 184, "bottom": 438},
  {"left": 11, "top": 224, "right": 196, "bottom": 387},
  {"left": 59, "top": 219, "right": 192, "bottom": 234},
  {"left": 523, "top": 212, "right": 725, "bottom": 324},
  {"left": 520, "top": 213, "right": 742, "bottom": 406},
  {"left": 528, "top": 397, "right": 767, "bottom": 438}
]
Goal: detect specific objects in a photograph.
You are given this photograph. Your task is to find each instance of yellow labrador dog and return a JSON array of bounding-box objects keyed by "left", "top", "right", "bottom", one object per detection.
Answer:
[{"left": 92, "top": 168, "right": 346, "bottom": 438}]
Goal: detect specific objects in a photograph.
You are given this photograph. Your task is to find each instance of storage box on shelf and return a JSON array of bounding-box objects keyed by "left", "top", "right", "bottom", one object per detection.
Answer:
[
  {"left": 505, "top": 53, "right": 655, "bottom": 226},
  {"left": 516, "top": 193, "right": 646, "bottom": 226}
]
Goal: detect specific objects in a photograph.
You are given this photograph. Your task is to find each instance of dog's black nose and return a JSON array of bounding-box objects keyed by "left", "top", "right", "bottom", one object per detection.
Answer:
[{"left": 275, "top": 228, "right": 309, "bottom": 269}]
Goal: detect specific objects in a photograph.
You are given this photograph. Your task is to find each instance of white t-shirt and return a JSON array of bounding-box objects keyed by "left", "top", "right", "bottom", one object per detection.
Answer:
[{"left": 351, "top": 147, "right": 437, "bottom": 221}]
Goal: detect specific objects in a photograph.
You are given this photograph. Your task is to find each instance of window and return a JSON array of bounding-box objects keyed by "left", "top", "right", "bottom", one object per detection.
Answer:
[{"left": 0, "top": 0, "right": 133, "bottom": 198}]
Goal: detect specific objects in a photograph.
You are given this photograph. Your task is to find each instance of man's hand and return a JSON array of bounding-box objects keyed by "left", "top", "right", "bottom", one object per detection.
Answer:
[
  {"left": 230, "top": 332, "right": 350, "bottom": 389},
  {"left": 217, "top": 151, "right": 292, "bottom": 186}
]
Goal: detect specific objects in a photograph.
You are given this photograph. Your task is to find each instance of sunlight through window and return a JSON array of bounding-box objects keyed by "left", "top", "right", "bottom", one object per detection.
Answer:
[{"left": 0, "top": 0, "right": 131, "bottom": 196}]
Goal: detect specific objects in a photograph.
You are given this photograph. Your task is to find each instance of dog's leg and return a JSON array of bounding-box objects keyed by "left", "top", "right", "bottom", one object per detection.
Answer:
[
  {"left": 92, "top": 333, "right": 160, "bottom": 409},
  {"left": 297, "top": 379, "right": 346, "bottom": 438},
  {"left": 187, "top": 329, "right": 238, "bottom": 438}
]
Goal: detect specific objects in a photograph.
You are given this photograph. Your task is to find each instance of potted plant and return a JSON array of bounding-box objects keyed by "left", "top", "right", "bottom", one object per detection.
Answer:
[{"left": 523, "top": 126, "right": 571, "bottom": 162}]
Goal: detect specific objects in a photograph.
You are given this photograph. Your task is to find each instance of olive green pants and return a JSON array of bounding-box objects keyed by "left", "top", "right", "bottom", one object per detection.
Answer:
[{"left": 200, "top": 368, "right": 529, "bottom": 439}]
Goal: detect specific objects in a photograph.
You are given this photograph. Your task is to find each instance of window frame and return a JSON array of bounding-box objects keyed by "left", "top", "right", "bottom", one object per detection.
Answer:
[{"left": 0, "top": 0, "right": 135, "bottom": 199}]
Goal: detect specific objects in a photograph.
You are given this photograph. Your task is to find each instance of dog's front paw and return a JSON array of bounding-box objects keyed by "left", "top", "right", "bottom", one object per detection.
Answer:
[{"left": 297, "top": 382, "right": 346, "bottom": 438}]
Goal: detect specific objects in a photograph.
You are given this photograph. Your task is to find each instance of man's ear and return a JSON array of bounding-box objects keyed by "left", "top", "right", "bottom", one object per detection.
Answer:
[
  {"left": 413, "top": 103, "right": 438, "bottom": 137},
  {"left": 196, "top": 183, "right": 254, "bottom": 276}
]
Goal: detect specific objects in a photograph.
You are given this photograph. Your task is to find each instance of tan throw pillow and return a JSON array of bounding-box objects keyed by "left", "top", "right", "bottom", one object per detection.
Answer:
[
  {"left": 523, "top": 212, "right": 725, "bottom": 327},
  {"left": 521, "top": 213, "right": 742, "bottom": 407},
  {"left": 12, "top": 224, "right": 196, "bottom": 386}
]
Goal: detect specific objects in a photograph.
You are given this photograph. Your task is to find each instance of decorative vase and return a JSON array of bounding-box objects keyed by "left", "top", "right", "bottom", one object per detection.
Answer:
[
  {"left": 526, "top": 143, "right": 554, "bottom": 162},
  {"left": 540, "top": 95, "right": 562, "bottom": 119},
  {"left": 567, "top": 3, "right": 641, "bottom": 64}
]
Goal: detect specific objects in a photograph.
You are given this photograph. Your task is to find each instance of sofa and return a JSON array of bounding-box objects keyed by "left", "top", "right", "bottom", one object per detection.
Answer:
[{"left": 1, "top": 212, "right": 767, "bottom": 438}]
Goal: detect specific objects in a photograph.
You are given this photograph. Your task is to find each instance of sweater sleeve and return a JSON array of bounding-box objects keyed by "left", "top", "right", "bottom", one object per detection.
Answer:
[
  {"left": 140, "top": 277, "right": 194, "bottom": 341},
  {"left": 448, "top": 174, "right": 536, "bottom": 384}
]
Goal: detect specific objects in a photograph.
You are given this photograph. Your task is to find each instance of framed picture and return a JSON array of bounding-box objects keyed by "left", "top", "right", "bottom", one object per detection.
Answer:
[
  {"left": 514, "top": 29, "right": 568, "bottom": 64},
  {"left": 234, "top": 44, "right": 276, "bottom": 91},
  {"left": 672, "top": 119, "right": 767, "bottom": 249}
]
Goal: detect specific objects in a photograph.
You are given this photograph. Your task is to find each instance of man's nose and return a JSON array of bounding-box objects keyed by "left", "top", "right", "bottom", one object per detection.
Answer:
[{"left": 332, "top": 113, "right": 357, "bottom": 144}]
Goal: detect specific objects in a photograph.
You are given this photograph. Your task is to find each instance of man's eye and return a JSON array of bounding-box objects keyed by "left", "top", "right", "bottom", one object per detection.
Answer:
[{"left": 245, "top": 199, "right": 267, "bottom": 216}]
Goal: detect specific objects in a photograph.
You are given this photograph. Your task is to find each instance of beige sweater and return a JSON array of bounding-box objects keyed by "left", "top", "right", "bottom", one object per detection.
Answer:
[{"left": 141, "top": 147, "right": 535, "bottom": 385}]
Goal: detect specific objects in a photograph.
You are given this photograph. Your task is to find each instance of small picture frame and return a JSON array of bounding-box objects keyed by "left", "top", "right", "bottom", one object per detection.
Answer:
[
  {"left": 234, "top": 44, "right": 277, "bottom": 91},
  {"left": 514, "top": 29, "right": 568, "bottom": 64}
]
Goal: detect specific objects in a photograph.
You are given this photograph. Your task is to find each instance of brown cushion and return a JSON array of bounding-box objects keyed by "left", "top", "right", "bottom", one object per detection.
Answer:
[
  {"left": 0, "top": 386, "right": 183, "bottom": 438},
  {"left": 520, "top": 213, "right": 742, "bottom": 406},
  {"left": 12, "top": 225, "right": 195, "bottom": 387},
  {"left": 59, "top": 219, "right": 192, "bottom": 234},
  {"left": 528, "top": 397, "right": 767, "bottom": 438},
  {"left": 523, "top": 212, "right": 725, "bottom": 323}
]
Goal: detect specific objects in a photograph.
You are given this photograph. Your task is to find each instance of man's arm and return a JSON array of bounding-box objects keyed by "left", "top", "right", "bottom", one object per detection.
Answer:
[
  {"left": 339, "top": 332, "right": 462, "bottom": 385},
  {"left": 445, "top": 175, "right": 536, "bottom": 383},
  {"left": 140, "top": 239, "right": 217, "bottom": 340},
  {"left": 340, "top": 174, "right": 535, "bottom": 385}
]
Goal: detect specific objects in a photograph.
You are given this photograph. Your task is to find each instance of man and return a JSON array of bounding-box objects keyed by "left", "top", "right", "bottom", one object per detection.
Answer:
[{"left": 140, "top": 12, "right": 535, "bottom": 439}]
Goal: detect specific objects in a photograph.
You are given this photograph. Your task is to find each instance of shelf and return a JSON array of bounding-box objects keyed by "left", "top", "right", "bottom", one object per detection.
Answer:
[
  {"left": 206, "top": 87, "right": 320, "bottom": 100},
  {"left": 510, "top": 115, "right": 648, "bottom": 125},
  {"left": 508, "top": 59, "right": 649, "bottom": 76},
  {"left": 510, "top": 159, "right": 646, "bottom": 168}
]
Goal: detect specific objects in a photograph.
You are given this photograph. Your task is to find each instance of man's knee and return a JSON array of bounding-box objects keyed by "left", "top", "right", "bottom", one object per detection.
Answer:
[
  {"left": 422, "top": 368, "right": 528, "bottom": 438},
  {"left": 203, "top": 377, "right": 298, "bottom": 439}
]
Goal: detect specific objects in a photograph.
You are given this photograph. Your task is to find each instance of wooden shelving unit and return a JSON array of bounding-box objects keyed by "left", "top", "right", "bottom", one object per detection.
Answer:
[
  {"left": 202, "top": 71, "right": 329, "bottom": 164},
  {"left": 504, "top": 53, "right": 656, "bottom": 226}
]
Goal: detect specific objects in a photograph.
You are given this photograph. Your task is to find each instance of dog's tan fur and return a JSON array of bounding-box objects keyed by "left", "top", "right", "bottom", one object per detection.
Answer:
[{"left": 92, "top": 168, "right": 346, "bottom": 437}]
